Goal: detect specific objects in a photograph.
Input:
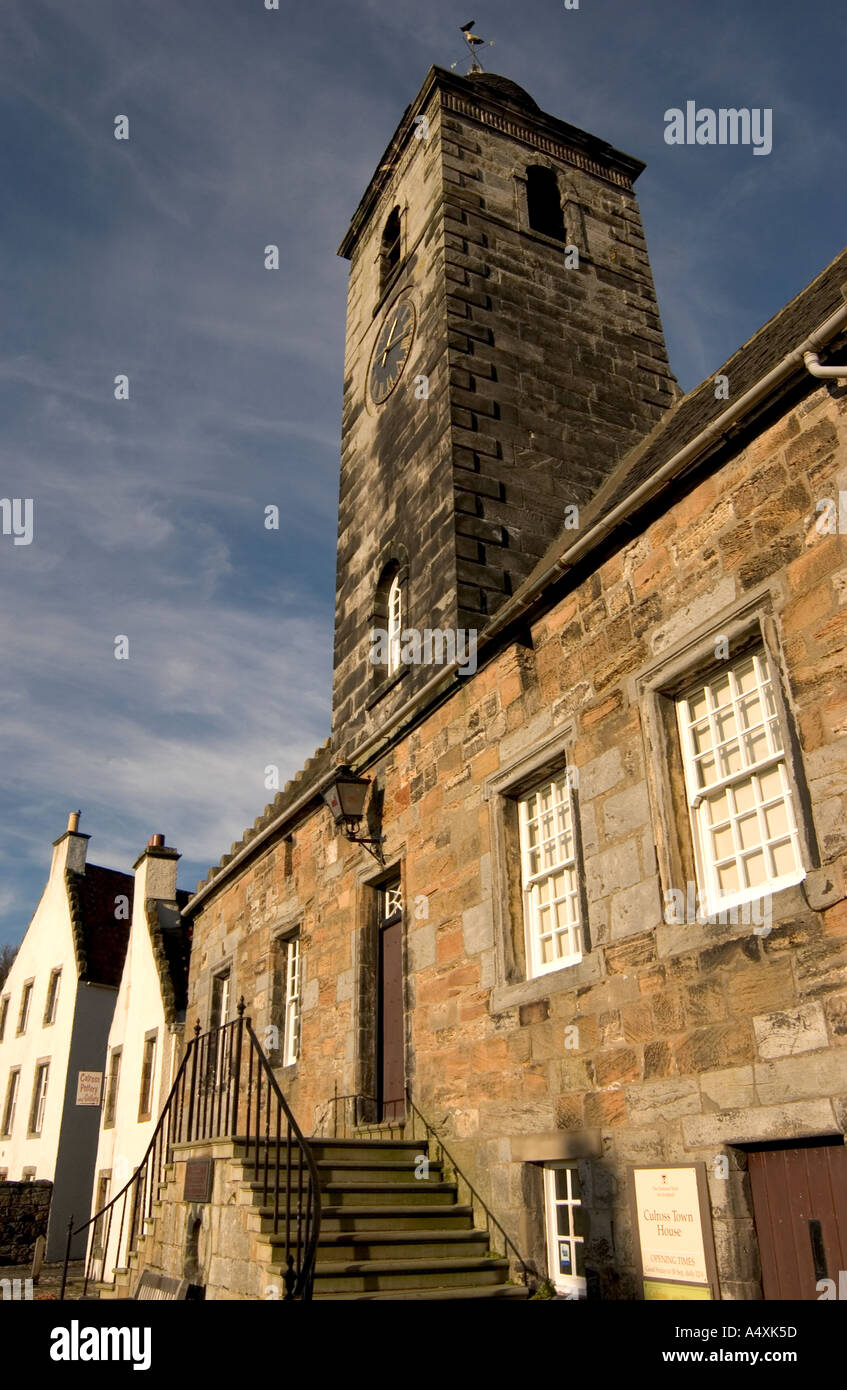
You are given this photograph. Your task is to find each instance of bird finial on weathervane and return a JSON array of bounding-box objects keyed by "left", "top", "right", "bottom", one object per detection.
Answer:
[{"left": 452, "top": 21, "right": 494, "bottom": 75}]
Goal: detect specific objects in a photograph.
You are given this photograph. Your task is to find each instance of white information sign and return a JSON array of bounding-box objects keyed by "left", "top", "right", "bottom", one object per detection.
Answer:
[{"left": 633, "top": 1165, "right": 709, "bottom": 1286}]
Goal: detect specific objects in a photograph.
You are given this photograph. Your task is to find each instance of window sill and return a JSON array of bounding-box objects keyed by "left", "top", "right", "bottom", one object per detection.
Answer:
[
  {"left": 519, "top": 225, "right": 585, "bottom": 258},
  {"left": 490, "top": 951, "right": 602, "bottom": 1016},
  {"left": 656, "top": 879, "right": 811, "bottom": 958}
]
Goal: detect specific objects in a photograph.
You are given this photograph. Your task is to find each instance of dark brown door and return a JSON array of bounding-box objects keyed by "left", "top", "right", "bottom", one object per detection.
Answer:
[
  {"left": 377, "top": 911, "right": 405, "bottom": 1122},
  {"left": 748, "top": 1140, "right": 847, "bottom": 1299}
]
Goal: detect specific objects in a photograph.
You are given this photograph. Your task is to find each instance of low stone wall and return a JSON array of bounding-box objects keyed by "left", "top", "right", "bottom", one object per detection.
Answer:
[{"left": 0, "top": 1181, "right": 52, "bottom": 1265}]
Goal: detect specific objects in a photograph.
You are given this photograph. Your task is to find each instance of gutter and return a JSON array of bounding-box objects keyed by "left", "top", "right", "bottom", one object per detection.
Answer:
[{"left": 186, "top": 298, "right": 847, "bottom": 912}]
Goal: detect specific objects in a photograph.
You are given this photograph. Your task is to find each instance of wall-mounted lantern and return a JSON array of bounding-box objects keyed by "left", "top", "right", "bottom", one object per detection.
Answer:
[{"left": 321, "top": 767, "right": 384, "bottom": 863}]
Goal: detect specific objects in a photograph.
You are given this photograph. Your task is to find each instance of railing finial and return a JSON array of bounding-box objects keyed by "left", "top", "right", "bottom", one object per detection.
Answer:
[
  {"left": 194, "top": 1018, "right": 202, "bottom": 1038},
  {"left": 237, "top": 996, "right": 246, "bottom": 1017}
]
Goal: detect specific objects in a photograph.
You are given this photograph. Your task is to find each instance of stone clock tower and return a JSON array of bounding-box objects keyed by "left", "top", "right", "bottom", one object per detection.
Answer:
[{"left": 331, "top": 65, "right": 677, "bottom": 753}]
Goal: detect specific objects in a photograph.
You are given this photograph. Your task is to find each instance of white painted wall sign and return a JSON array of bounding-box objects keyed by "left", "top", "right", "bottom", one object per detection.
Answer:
[
  {"left": 629, "top": 1163, "right": 719, "bottom": 1299},
  {"left": 76, "top": 1071, "right": 103, "bottom": 1106}
]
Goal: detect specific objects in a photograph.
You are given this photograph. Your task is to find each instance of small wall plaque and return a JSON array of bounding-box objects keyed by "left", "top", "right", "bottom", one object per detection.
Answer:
[
  {"left": 76, "top": 1071, "right": 103, "bottom": 1106},
  {"left": 183, "top": 1158, "right": 213, "bottom": 1204}
]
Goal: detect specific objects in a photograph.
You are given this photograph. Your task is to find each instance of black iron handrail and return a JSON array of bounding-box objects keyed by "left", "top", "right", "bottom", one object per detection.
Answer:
[
  {"left": 313, "top": 1087, "right": 400, "bottom": 1137},
  {"left": 60, "top": 1000, "right": 320, "bottom": 1300},
  {"left": 314, "top": 1085, "right": 535, "bottom": 1289},
  {"left": 403, "top": 1091, "right": 534, "bottom": 1289}
]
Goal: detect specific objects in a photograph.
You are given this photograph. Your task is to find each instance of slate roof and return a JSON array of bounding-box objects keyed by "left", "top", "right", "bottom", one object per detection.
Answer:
[{"left": 65, "top": 864, "right": 133, "bottom": 987}]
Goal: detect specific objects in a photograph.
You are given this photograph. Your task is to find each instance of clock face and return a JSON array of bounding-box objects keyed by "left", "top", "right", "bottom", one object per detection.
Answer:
[{"left": 369, "top": 299, "right": 416, "bottom": 405}]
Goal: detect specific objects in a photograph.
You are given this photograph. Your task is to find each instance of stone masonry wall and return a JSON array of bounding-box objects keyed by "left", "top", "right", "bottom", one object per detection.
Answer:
[
  {"left": 0, "top": 1181, "right": 51, "bottom": 1265},
  {"left": 187, "top": 378, "right": 847, "bottom": 1299},
  {"left": 332, "top": 71, "right": 678, "bottom": 753},
  {"left": 440, "top": 97, "right": 678, "bottom": 629}
]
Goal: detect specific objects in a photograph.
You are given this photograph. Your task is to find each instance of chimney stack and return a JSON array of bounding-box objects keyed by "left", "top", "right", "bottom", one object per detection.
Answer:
[
  {"left": 133, "top": 832, "right": 180, "bottom": 902},
  {"left": 51, "top": 808, "right": 89, "bottom": 875}
]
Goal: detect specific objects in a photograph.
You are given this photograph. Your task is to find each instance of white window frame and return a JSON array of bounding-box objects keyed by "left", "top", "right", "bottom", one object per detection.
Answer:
[
  {"left": 104, "top": 1047, "right": 122, "bottom": 1128},
  {"left": 281, "top": 938, "right": 301, "bottom": 1068},
  {"left": 30, "top": 1062, "right": 49, "bottom": 1135},
  {"left": 2, "top": 1069, "right": 20, "bottom": 1136},
  {"left": 138, "top": 1032, "right": 158, "bottom": 1121},
  {"left": 543, "top": 1164, "right": 586, "bottom": 1298},
  {"left": 518, "top": 773, "right": 583, "bottom": 978},
  {"left": 17, "top": 980, "right": 33, "bottom": 1035},
  {"left": 210, "top": 970, "right": 231, "bottom": 1031},
  {"left": 676, "top": 648, "right": 805, "bottom": 916},
  {"left": 43, "top": 968, "right": 61, "bottom": 1026},
  {"left": 382, "top": 880, "right": 403, "bottom": 920},
  {"left": 386, "top": 574, "right": 403, "bottom": 677},
  {"left": 92, "top": 1171, "right": 111, "bottom": 1257}
]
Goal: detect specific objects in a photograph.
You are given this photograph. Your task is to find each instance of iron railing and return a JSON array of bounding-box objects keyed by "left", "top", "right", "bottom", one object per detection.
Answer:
[
  {"left": 314, "top": 1085, "right": 535, "bottom": 1289},
  {"left": 60, "top": 1000, "right": 320, "bottom": 1301}
]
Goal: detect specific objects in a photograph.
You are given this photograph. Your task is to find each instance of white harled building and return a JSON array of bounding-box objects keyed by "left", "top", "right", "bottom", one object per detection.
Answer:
[
  {"left": 87, "top": 834, "right": 190, "bottom": 1283},
  {"left": 0, "top": 813, "right": 133, "bottom": 1258}
]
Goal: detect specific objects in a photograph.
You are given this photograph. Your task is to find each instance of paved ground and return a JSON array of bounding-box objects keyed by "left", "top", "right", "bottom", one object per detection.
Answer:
[{"left": 0, "top": 1260, "right": 92, "bottom": 1300}]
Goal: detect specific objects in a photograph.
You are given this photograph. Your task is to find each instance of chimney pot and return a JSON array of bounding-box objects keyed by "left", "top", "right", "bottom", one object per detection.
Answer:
[
  {"left": 149, "top": 833, "right": 165, "bottom": 848},
  {"left": 68, "top": 811, "right": 81, "bottom": 833}
]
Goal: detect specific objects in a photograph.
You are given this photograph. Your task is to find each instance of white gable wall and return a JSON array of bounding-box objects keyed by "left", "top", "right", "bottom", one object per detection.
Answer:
[
  {"left": 89, "top": 844, "right": 181, "bottom": 1281},
  {"left": 0, "top": 826, "right": 121, "bottom": 1256}
]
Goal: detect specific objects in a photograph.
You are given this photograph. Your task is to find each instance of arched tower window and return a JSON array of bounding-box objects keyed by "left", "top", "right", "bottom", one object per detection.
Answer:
[
  {"left": 526, "top": 166, "right": 566, "bottom": 242},
  {"left": 386, "top": 572, "right": 403, "bottom": 676},
  {"left": 379, "top": 207, "right": 402, "bottom": 296}
]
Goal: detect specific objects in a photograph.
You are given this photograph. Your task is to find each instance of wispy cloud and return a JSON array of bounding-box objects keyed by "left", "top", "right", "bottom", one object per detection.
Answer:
[{"left": 0, "top": 0, "right": 843, "bottom": 941}]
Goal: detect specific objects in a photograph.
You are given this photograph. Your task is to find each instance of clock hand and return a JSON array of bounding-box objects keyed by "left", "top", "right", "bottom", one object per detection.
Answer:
[{"left": 380, "top": 315, "right": 399, "bottom": 366}]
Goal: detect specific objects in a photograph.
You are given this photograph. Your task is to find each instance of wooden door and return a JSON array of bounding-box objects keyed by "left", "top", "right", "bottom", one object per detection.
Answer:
[
  {"left": 377, "top": 910, "right": 405, "bottom": 1122},
  {"left": 748, "top": 1141, "right": 847, "bottom": 1299}
]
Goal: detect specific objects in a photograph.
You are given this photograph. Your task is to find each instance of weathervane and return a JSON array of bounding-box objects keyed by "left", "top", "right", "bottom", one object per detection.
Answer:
[{"left": 452, "top": 21, "right": 494, "bottom": 75}]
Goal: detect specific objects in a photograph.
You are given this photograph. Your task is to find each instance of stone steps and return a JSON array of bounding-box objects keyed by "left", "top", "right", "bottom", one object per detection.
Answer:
[
  {"left": 255, "top": 1201, "right": 476, "bottom": 1231},
  {"left": 239, "top": 1133, "right": 528, "bottom": 1300},
  {"left": 306, "top": 1254, "right": 512, "bottom": 1295}
]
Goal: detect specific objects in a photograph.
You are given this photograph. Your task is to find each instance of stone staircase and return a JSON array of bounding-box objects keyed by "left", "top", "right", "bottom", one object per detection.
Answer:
[
  {"left": 245, "top": 1135, "right": 529, "bottom": 1300},
  {"left": 97, "top": 1133, "right": 529, "bottom": 1301}
]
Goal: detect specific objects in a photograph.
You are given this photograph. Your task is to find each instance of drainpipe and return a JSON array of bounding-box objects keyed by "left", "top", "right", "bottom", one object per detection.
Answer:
[{"left": 804, "top": 351, "right": 847, "bottom": 382}]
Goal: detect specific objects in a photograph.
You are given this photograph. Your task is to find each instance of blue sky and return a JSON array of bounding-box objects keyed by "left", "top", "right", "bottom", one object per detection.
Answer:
[{"left": 0, "top": 0, "right": 845, "bottom": 945}]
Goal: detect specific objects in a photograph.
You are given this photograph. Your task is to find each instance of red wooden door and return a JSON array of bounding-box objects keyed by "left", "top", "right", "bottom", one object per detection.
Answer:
[
  {"left": 748, "top": 1141, "right": 847, "bottom": 1299},
  {"left": 378, "top": 916, "right": 405, "bottom": 1122}
]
